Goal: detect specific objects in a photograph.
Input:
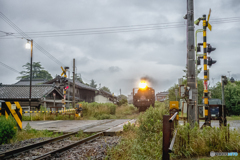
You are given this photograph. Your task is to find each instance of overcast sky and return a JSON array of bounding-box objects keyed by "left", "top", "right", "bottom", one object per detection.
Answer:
[{"left": 0, "top": 0, "right": 239, "bottom": 96}]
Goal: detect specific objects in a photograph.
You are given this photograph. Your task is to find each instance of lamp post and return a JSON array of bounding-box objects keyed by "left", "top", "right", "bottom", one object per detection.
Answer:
[{"left": 26, "top": 39, "right": 33, "bottom": 120}]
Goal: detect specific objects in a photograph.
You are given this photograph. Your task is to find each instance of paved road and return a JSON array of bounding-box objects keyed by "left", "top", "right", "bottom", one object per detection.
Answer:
[
  {"left": 22, "top": 119, "right": 136, "bottom": 133},
  {"left": 179, "top": 120, "right": 240, "bottom": 130},
  {"left": 23, "top": 119, "right": 239, "bottom": 134}
]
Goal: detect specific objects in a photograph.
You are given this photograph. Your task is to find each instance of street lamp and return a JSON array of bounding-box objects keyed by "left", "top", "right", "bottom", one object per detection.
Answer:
[{"left": 26, "top": 39, "right": 33, "bottom": 118}]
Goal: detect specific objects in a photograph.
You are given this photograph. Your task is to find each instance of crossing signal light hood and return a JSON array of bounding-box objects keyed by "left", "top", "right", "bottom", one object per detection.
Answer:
[{"left": 207, "top": 57, "right": 216, "bottom": 67}]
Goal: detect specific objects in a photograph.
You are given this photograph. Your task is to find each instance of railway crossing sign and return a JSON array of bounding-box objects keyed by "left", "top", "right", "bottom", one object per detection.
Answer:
[
  {"left": 0, "top": 101, "right": 22, "bottom": 130},
  {"left": 61, "top": 66, "right": 67, "bottom": 78},
  {"left": 207, "top": 9, "right": 212, "bottom": 31}
]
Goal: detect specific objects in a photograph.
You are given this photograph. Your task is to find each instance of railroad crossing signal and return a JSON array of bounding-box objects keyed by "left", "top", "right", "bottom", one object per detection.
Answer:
[
  {"left": 207, "top": 9, "right": 212, "bottom": 31},
  {"left": 61, "top": 66, "right": 69, "bottom": 78},
  {"left": 61, "top": 66, "right": 67, "bottom": 78},
  {"left": 207, "top": 44, "right": 216, "bottom": 54}
]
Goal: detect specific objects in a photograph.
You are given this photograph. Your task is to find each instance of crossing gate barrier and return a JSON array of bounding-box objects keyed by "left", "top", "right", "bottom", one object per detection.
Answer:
[
  {"left": 0, "top": 101, "right": 22, "bottom": 130},
  {"left": 23, "top": 109, "right": 75, "bottom": 113}
]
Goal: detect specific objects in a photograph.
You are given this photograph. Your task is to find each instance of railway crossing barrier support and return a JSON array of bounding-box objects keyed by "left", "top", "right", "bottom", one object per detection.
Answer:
[
  {"left": 0, "top": 101, "right": 22, "bottom": 130},
  {"left": 162, "top": 111, "right": 179, "bottom": 160}
]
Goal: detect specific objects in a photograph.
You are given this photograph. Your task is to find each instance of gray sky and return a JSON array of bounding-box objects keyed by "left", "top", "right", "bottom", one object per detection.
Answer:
[{"left": 0, "top": 0, "right": 239, "bottom": 96}]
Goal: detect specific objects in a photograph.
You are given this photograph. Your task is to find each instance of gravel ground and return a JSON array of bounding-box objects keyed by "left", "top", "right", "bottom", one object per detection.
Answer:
[
  {"left": 0, "top": 137, "right": 50, "bottom": 153},
  {"left": 53, "top": 136, "right": 121, "bottom": 160}
]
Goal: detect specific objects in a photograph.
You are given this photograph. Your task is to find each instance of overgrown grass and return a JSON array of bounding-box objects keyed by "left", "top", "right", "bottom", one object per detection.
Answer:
[
  {"left": 80, "top": 102, "right": 139, "bottom": 120},
  {"left": 107, "top": 101, "right": 240, "bottom": 159},
  {"left": 23, "top": 102, "right": 140, "bottom": 121},
  {"left": 107, "top": 102, "right": 169, "bottom": 159},
  {"left": 10, "top": 123, "right": 63, "bottom": 144},
  {"left": 172, "top": 124, "right": 240, "bottom": 159},
  {"left": 0, "top": 116, "right": 17, "bottom": 144},
  {"left": 227, "top": 116, "right": 240, "bottom": 120}
]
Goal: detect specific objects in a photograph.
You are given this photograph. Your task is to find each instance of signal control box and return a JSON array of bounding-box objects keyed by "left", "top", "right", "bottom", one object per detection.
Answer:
[{"left": 169, "top": 101, "right": 180, "bottom": 121}]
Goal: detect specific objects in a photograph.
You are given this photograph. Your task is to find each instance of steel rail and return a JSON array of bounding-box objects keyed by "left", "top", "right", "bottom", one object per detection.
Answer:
[
  {"left": 0, "top": 131, "right": 79, "bottom": 159},
  {"left": 33, "top": 132, "right": 103, "bottom": 160}
]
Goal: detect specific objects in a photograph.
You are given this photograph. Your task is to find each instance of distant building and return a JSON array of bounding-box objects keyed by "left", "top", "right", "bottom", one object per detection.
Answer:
[
  {"left": 127, "top": 92, "right": 133, "bottom": 104},
  {"left": 156, "top": 92, "right": 169, "bottom": 102},
  {"left": 94, "top": 89, "right": 118, "bottom": 104},
  {"left": 44, "top": 75, "right": 97, "bottom": 103}
]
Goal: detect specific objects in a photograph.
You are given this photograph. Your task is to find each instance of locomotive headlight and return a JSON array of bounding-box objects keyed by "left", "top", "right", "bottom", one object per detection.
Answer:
[{"left": 139, "top": 81, "right": 147, "bottom": 89}]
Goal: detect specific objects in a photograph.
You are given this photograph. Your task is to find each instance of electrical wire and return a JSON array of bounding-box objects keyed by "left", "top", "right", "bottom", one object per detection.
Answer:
[
  {"left": 0, "top": 61, "right": 20, "bottom": 74},
  {"left": 0, "top": 17, "right": 239, "bottom": 39},
  {"left": 0, "top": 12, "right": 65, "bottom": 67},
  {"left": 0, "top": 23, "right": 186, "bottom": 39}
]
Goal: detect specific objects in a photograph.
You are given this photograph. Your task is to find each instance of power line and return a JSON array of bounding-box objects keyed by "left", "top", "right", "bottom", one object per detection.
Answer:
[
  {"left": 0, "top": 24, "right": 186, "bottom": 39},
  {"left": 0, "top": 61, "right": 20, "bottom": 74},
  {"left": 0, "top": 12, "right": 65, "bottom": 67},
  {"left": 0, "top": 17, "right": 239, "bottom": 39}
]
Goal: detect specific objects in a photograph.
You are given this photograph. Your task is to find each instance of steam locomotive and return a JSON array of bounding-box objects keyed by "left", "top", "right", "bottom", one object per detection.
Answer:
[{"left": 133, "top": 85, "right": 155, "bottom": 112}]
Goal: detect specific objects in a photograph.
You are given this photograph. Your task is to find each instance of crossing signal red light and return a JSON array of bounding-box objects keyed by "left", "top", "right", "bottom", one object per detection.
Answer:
[
  {"left": 65, "top": 86, "right": 69, "bottom": 90},
  {"left": 207, "top": 57, "right": 216, "bottom": 67},
  {"left": 207, "top": 44, "right": 216, "bottom": 54}
]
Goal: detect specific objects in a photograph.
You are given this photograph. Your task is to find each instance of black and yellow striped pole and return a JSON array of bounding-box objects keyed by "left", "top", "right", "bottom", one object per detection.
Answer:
[{"left": 203, "top": 14, "right": 210, "bottom": 126}]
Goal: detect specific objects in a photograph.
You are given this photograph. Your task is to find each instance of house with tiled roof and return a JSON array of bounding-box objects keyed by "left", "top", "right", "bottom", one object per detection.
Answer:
[
  {"left": 0, "top": 83, "right": 63, "bottom": 111},
  {"left": 44, "top": 75, "right": 97, "bottom": 103},
  {"left": 14, "top": 78, "right": 48, "bottom": 85}
]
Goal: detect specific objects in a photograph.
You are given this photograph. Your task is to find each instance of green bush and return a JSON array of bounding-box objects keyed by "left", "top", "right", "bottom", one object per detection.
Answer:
[
  {"left": 0, "top": 115, "right": 17, "bottom": 144},
  {"left": 118, "top": 99, "right": 128, "bottom": 106},
  {"left": 79, "top": 102, "right": 116, "bottom": 119},
  {"left": 95, "top": 113, "right": 111, "bottom": 120}
]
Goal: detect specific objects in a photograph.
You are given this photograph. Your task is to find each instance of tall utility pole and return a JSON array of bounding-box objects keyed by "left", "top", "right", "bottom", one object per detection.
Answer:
[
  {"left": 68, "top": 70, "right": 70, "bottom": 108},
  {"left": 73, "top": 59, "right": 75, "bottom": 108},
  {"left": 186, "top": 0, "right": 198, "bottom": 128}
]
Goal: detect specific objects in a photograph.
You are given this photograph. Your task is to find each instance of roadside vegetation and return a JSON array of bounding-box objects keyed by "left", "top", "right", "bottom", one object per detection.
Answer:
[
  {"left": 0, "top": 121, "right": 93, "bottom": 145},
  {"left": 0, "top": 121, "right": 63, "bottom": 145},
  {"left": 0, "top": 116, "right": 17, "bottom": 144},
  {"left": 80, "top": 102, "right": 139, "bottom": 120},
  {"left": 23, "top": 102, "right": 139, "bottom": 121},
  {"left": 106, "top": 101, "right": 240, "bottom": 159}
]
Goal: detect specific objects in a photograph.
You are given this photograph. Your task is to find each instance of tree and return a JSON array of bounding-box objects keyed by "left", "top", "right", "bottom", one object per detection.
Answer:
[
  {"left": 209, "top": 80, "right": 240, "bottom": 116},
  {"left": 118, "top": 94, "right": 127, "bottom": 101},
  {"left": 90, "top": 79, "right": 97, "bottom": 88},
  {"left": 17, "top": 62, "right": 52, "bottom": 80},
  {"left": 101, "top": 86, "right": 111, "bottom": 93},
  {"left": 168, "top": 84, "right": 181, "bottom": 101}
]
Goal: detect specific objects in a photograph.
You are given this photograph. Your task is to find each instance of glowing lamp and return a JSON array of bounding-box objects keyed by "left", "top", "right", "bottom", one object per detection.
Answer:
[
  {"left": 139, "top": 82, "right": 147, "bottom": 89},
  {"left": 26, "top": 41, "right": 31, "bottom": 49}
]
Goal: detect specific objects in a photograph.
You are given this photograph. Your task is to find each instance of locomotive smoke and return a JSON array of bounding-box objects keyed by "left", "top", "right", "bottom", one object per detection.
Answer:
[{"left": 140, "top": 76, "right": 158, "bottom": 87}]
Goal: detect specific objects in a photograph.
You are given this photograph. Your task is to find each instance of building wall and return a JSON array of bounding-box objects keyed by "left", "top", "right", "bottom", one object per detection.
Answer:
[{"left": 94, "top": 95, "right": 113, "bottom": 103}]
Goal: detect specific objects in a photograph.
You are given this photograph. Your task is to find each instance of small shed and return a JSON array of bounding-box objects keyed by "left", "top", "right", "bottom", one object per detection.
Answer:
[{"left": 94, "top": 89, "right": 118, "bottom": 104}]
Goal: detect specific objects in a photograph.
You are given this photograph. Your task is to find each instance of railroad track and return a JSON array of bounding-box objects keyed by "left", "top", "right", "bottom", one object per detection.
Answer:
[{"left": 0, "top": 132, "right": 103, "bottom": 160}]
